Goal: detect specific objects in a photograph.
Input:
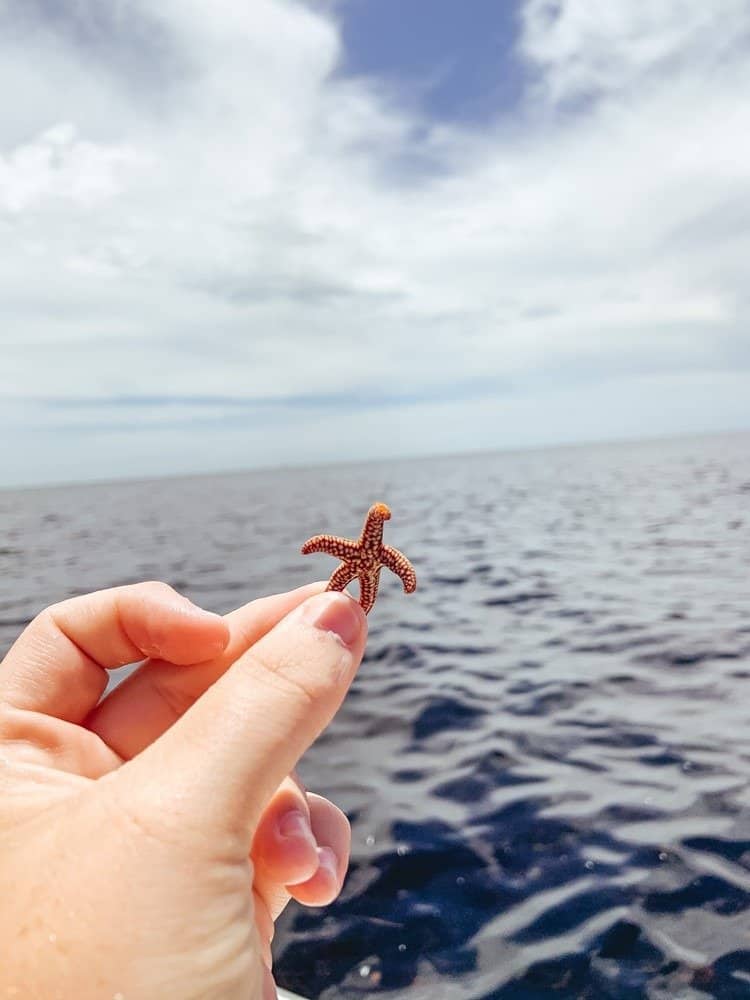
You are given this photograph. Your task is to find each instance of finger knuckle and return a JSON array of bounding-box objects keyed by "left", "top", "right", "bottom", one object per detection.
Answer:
[
  {"left": 24, "top": 605, "right": 66, "bottom": 646},
  {"left": 244, "top": 645, "right": 322, "bottom": 712},
  {"left": 135, "top": 580, "right": 178, "bottom": 601}
]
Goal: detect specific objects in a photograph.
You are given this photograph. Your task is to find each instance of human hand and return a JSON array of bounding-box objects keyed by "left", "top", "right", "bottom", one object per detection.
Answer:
[{"left": 0, "top": 581, "right": 367, "bottom": 999}]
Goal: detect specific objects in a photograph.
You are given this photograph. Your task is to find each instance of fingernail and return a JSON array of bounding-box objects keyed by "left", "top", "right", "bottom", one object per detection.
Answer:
[
  {"left": 317, "top": 845, "right": 339, "bottom": 881},
  {"left": 277, "top": 809, "right": 316, "bottom": 847},
  {"left": 303, "top": 592, "right": 364, "bottom": 648}
]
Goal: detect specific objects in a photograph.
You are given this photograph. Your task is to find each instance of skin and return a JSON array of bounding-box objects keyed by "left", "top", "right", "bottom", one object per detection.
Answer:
[{"left": 0, "top": 580, "right": 368, "bottom": 999}]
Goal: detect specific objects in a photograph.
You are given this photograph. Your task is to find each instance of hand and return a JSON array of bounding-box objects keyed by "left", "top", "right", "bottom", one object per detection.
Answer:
[{"left": 0, "top": 581, "right": 367, "bottom": 999}]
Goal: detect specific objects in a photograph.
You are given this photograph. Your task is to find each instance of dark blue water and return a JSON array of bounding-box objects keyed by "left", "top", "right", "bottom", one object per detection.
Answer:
[{"left": 2, "top": 433, "right": 749, "bottom": 998}]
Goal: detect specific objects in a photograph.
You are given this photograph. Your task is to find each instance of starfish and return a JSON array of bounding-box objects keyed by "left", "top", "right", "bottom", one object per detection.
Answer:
[{"left": 301, "top": 502, "right": 417, "bottom": 614}]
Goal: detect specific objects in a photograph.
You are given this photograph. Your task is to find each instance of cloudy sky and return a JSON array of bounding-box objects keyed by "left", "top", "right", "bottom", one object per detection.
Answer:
[{"left": 2, "top": 0, "right": 749, "bottom": 487}]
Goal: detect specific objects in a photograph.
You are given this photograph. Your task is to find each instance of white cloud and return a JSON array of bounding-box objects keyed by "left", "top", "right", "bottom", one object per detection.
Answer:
[
  {"left": 1, "top": 0, "right": 749, "bottom": 485},
  {"left": 0, "top": 123, "right": 147, "bottom": 212},
  {"left": 521, "top": 0, "right": 750, "bottom": 104}
]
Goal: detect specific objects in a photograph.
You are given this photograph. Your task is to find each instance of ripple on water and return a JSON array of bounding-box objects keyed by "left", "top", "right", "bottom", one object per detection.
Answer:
[{"left": 2, "top": 433, "right": 749, "bottom": 997}]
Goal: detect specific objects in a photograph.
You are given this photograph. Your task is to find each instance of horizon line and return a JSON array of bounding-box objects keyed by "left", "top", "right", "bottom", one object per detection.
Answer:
[{"left": 1, "top": 425, "right": 748, "bottom": 494}]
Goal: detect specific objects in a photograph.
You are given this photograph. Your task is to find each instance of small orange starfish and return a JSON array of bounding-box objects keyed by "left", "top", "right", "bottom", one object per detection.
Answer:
[{"left": 301, "top": 502, "right": 417, "bottom": 614}]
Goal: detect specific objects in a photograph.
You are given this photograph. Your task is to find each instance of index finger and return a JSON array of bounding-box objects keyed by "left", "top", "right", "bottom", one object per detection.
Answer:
[
  {"left": 0, "top": 582, "right": 230, "bottom": 724},
  {"left": 87, "top": 581, "right": 326, "bottom": 759}
]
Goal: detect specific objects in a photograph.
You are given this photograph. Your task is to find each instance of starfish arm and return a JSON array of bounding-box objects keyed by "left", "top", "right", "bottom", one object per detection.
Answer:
[
  {"left": 326, "top": 562, "right": 358, "bottom": 594},
  {"left": 358, "top": 570, "right": 381, "bottom": 615},
  {"left": 360, "top": 511, "right": 385, "bottom": 548},
  {"left": 380, "top": 544, "right": 417, "bottom": 593},
  {"left": 301, "top": 534, "right": 358, "bottom": 559}
]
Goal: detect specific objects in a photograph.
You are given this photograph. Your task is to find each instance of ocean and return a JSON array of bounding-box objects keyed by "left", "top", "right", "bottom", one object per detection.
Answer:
[{"left": 1, "top": 432, "right": 749, "bottom": 998}]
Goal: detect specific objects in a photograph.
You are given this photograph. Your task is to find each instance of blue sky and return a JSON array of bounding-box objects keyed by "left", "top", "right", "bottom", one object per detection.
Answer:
[
  {"left": 338, "top": 0, "right": 526, "bottom": 124},
  {"left": 1, "top": 0, "right": 749, "bottom": 487}
]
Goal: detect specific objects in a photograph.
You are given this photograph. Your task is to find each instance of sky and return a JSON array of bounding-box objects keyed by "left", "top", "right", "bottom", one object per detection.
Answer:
[{"left": 1, "top": 0, "right": 749, "bottom": 487}]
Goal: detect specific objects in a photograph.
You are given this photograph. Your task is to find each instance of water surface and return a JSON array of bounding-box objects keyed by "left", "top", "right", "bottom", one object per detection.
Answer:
[{"left": 1, "top": 433, "right": 749, "bottom": 998}]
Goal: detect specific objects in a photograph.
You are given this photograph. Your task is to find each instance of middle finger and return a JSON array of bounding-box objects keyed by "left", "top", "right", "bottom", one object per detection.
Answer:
[{"left": 253, "top": 787, "right": 351, "bottom": 922}]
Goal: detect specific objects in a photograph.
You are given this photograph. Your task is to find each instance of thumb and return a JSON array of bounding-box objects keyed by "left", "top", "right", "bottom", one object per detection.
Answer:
[{"left": 120, "top": 591, "right": 367, "bottom": 840}]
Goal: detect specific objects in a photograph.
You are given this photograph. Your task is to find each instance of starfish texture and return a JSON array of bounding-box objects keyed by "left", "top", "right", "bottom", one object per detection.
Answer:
[{"left": 301, "top": 502, "right": 417, "bottom": 614}]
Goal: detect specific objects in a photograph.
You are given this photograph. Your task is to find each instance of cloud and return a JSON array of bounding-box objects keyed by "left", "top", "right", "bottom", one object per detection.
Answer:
[
  {"left": 1, "top": 0, "right": 749, "bottom": 485},
  {"left": 520, "top": 0, "right": 750, "bottom": 104},
  {"left": 0, "top": 123, "right": 147, "bottom": 212}
]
